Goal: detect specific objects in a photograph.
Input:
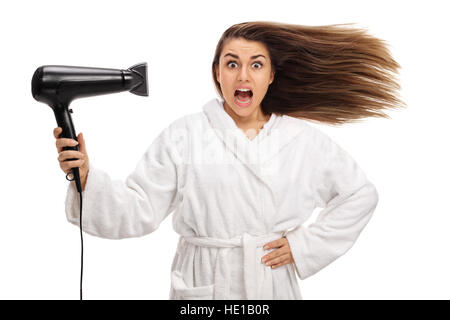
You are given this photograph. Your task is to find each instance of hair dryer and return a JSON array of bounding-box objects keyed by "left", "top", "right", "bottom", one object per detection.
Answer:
[
  {"left": 31, "top": 63, "right": 148, "bottom": 193},
  {"left": 31, "top": 62, "right": 148, "bottom": 300}
]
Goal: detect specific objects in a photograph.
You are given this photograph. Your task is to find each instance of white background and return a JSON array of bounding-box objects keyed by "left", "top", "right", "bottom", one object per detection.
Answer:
[{"left": 1, "top": 0, "right": 449, "bottom": 300}]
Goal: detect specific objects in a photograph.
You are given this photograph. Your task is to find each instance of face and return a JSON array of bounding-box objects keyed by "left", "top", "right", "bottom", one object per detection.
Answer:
[{"left": 215, "top": 37, "right": 275, "bottom": 121}]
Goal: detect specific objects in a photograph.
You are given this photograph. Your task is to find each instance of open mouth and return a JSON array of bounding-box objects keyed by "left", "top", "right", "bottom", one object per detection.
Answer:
[
  {"left": 234, "top": 89, "right": 253, "bottom": 106},
  {"left": 234, "top": 89, "right": 253, "bottom": 98}
]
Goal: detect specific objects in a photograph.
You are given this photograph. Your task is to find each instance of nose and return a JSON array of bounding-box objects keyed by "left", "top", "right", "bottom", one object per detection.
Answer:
[{"left": 237, "top": 65, "right": 250, "bottom": 81}]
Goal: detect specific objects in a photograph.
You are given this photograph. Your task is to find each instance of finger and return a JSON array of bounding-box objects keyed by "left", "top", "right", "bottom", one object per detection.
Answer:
[
  {"left": 61, "top": 159, "right": 85, "bottom": 171},
  {"left": 78, "top": 132, "right": 87, "bottom": 154},
  {"left": 58, "top": 150, "right": 84, "bottom": 162},
  {"left": 263, "top": 237, "right": 287, "bottom": 250},
  {"left": 262, "top": 243, "right": 289, "bottom": 260},
  {"left": 53, "top": 127, "right": 62, "bottom": 139},
  {"left": 56, "top": 138, "right": 79, "bottom": 153},
  {"left": 270, "top": 260, "right": 290, "bottom": 269},
  {"left": 262, "top": 249, "right": 289, "bottom": 264},
  {"left": 61, "top": 160, "right": 85, "bottom": 174},
  {"left": 264, "top": 253, "right": 290, "bottom": 268}
]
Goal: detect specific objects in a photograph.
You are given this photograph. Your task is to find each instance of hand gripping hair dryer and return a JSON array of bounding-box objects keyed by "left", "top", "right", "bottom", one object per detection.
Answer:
[{"left": 31, "top": 63, "right": 148, "bottom": 193}]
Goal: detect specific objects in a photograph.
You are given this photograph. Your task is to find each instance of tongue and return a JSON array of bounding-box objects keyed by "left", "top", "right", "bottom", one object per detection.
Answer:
[{"left": 237, "top": 91, "right": 251, "bottom": 100}]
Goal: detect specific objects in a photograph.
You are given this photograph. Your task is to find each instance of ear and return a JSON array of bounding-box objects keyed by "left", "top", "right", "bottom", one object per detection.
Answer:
[
  {"left": 269, "top": 70, "right": 275, "bottom": 85},
  {"left": 215, "top": 65, "right": 220, "bottom": 83}
]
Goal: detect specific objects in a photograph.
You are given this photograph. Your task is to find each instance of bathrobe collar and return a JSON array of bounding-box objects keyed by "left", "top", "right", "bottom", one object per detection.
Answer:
[{"left": 202, "top": 97, "right": 306, "bottom": 167}]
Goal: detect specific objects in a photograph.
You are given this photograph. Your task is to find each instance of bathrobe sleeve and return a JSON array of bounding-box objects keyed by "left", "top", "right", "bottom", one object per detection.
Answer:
[
  {"left": 285, "top": 134, "right": 379, "bottom": 280},
  {"left": 64, "top": 125, "right": 182, "bottom": 239}
]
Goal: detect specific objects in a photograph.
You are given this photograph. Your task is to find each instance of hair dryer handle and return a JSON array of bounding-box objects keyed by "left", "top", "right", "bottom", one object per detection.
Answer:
[{"left": 53, "top": 104, "right": 83, "bottom": 193}]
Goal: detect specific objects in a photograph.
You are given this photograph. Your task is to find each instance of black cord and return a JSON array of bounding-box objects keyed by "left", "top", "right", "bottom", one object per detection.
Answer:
[
  {"left": 67, "top": 171, "right": 84, "bottom": 300},
  {"left": 79, "top": 190, "right": 83, "bottom": 301}
]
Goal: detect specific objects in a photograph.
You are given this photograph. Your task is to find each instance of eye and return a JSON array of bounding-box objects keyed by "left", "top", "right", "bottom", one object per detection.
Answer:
[
  {"left": 226, "top": 61, "right": 263, "bottom": 69},
  {"left": 252, "top": 62, "right": 263, "bottom": 69}
]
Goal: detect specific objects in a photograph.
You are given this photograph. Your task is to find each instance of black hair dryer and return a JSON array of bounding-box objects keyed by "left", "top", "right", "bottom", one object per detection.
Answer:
[{"left": 31, "top": 63, "right": 148, "bottom": 193}]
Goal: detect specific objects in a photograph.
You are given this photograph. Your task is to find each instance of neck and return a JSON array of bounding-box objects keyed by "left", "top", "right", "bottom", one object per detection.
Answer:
[{"left": 224, "top": 103, "right": 271, "bottom": 130}]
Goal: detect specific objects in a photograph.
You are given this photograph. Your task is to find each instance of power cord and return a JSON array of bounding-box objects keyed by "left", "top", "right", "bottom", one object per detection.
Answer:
[{"left": 66, "top": 172, "right": 84, "bottom": 301}]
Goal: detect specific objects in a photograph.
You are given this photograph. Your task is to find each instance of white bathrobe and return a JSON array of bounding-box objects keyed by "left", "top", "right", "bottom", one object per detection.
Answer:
[{"left": 65, "top": 97, "right": 379, "bottom": 300}]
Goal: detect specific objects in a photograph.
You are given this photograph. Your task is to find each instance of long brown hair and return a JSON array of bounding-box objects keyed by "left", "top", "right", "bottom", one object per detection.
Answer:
[{"left": 212, "top": 21, "right": 406, "bottom": 126}]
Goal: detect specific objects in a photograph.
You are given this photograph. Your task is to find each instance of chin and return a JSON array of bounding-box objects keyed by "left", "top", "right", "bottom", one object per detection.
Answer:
[{"left": 235, "top": 107, "right": 256, "bottom": 116}]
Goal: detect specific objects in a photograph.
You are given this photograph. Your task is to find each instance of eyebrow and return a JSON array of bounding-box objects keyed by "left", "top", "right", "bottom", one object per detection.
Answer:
[{"left": 223, "top": 53, "right": 266, "bottom": 60}]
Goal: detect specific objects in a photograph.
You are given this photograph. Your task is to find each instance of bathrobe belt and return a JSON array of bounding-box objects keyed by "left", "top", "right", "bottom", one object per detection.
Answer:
[{"left": 182, "top": 231, "right": 284, "bottom": 300}]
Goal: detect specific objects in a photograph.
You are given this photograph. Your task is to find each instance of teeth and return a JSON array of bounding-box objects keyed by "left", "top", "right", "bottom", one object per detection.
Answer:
[{"left": 237, "top": 88, "right": 251, "bottom": 92}]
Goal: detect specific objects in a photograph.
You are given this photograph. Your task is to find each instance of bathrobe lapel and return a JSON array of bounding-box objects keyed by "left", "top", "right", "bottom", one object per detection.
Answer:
[
  {"left": 202, "top": 97, "right": 305, "bottom": 182},
  {"left": 203, "top": 98, "right": 306, "bottom": 231}
]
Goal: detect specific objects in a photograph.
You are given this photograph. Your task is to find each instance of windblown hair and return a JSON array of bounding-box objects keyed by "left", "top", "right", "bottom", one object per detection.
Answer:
[{"left": 212, "top": 21, "right": 406, "bottom": 125}]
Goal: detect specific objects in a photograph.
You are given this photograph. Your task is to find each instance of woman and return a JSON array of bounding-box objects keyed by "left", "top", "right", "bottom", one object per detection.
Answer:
[{"left": 55, "top": 21, "right": 405, "bottom": 299}]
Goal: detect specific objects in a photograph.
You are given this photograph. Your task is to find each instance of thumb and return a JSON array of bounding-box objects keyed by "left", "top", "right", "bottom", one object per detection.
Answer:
[{"left": 78, "top": 132, "right": 87, "bottom": 153}]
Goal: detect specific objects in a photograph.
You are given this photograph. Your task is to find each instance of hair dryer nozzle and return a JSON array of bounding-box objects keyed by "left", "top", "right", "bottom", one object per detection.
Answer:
[{"left": 128, "top": 63, "right": 148, "bottom": 96}]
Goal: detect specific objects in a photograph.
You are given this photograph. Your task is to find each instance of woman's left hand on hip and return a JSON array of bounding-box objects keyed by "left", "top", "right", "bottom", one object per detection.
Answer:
[{"left": 261, "top": 236, "right": 294, "bottom": 269}]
